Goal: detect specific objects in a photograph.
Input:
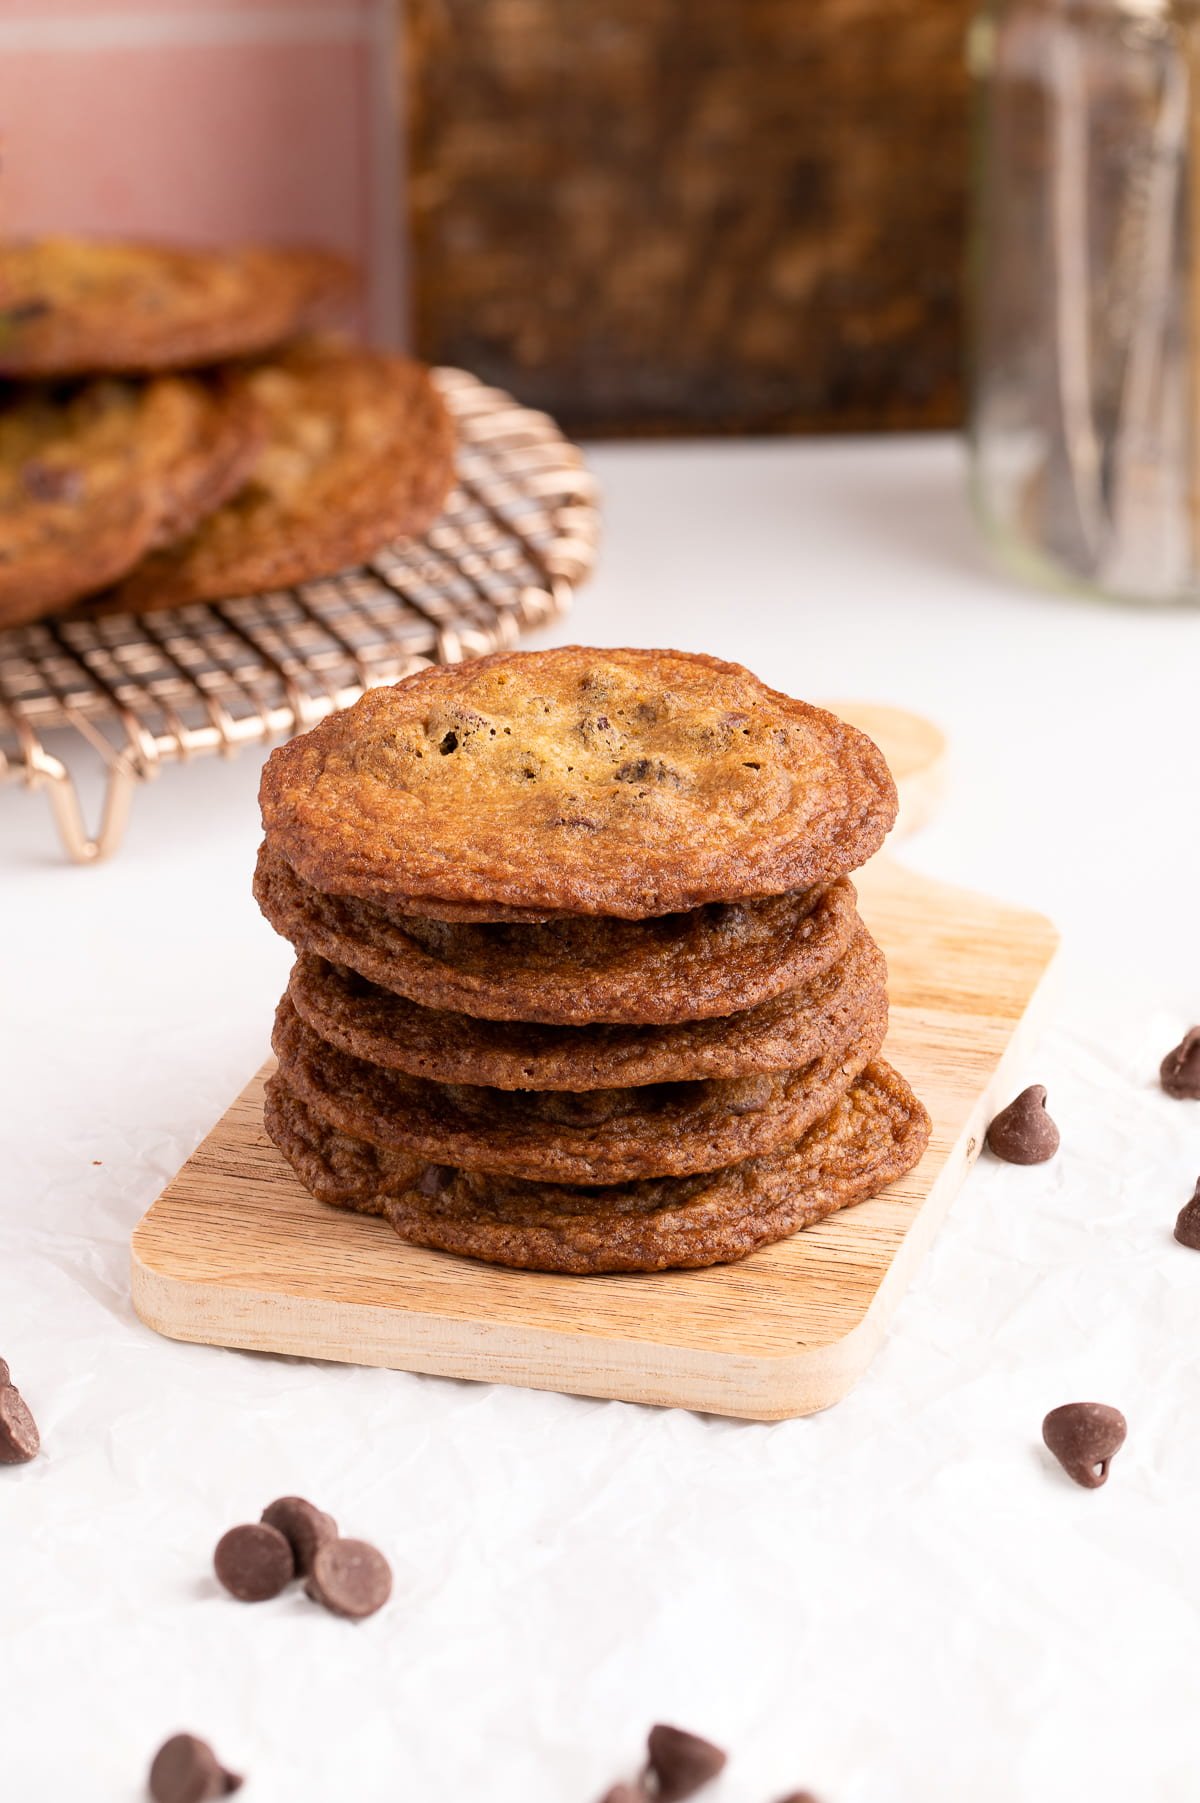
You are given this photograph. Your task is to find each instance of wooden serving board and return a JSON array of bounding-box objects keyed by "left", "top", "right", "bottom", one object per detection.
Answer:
[{"left": 131, "top": 709, "right": 1058, "bottom": 1420}]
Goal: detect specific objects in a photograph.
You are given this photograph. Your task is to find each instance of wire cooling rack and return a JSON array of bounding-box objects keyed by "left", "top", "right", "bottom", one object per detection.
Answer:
[{"left": 0, "top": 369, "right": 600, "bottom": 863}]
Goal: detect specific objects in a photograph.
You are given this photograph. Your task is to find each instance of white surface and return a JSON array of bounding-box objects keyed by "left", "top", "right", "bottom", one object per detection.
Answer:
[{"left": 3, "top": 435, "right": 1200, "bottom": 1803}]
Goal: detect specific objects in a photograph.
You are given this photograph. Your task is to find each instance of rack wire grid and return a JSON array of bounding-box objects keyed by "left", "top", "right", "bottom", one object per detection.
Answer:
[{"left": 0, "top": 370, "right": 600, "bottom": 864}]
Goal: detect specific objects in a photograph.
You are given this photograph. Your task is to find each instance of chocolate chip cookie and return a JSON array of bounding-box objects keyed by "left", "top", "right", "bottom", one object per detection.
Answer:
[
  {"left": 91, "top": 338, "right": 455, "bottom": 613},
  {"left": 254, "top": 843, "right": 861, "bottom": 1026},
  {"left": 265, "top": 1062, "right": 930, "bottom": 1273},
  {"left": 270, "top": 993, "right": 886, "bottom": 1184},
  {"left": 257, "top": 647, "right": 897, "bottom": 918},
  {"left": 285, "top": 930, "right": 886, "bottom": 1089},
  {"left": 0, "top": 237, "right": 353, "bottom": 376},
  {"left": 0, "top": 374, "right": 260, "bottom": 627}
]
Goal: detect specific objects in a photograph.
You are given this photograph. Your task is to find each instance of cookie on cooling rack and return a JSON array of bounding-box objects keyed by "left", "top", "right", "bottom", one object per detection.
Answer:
[
  {"left": 89, "top": 338, "right": 456, "bottom": 614},
  {"left": 0, "top": 375, "right": 262, "bottom": 630},
  {"left": 264, "top": 1061, "right": 931, "bottom": 1273},
  {"left": 257, "top": 646, "right": 898, "bottom": 918},
  {"left": 0, "top": 238, "right": 354, "bottom": 377}
]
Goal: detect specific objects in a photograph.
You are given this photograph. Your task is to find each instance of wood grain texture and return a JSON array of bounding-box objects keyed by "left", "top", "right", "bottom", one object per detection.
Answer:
[
  {"left": 130, "top": 731, "right": 1057, "bottom": 1418},
  {"left": 405, "top": 0, "right": 971, "bottom": 437}
]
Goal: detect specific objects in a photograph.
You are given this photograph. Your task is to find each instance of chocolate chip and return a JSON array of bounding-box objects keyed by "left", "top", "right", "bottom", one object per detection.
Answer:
[
  {"left": 1160, "top": 1028, "right": 1200, "bottom": 1099},
  {"left": 21, "top": 458, "right": 83, "bottom": 504},
  {"left": 418, "top": 1163, "right": 454, "bottom": 1198},
  {"left": 614, "top": 757, "right": 680, "bottom": 788},
  {"left": 645, "top": 1725, "right": 727, "bottom": 1802},
  {"left": 723, "top": 1073, "right": 774, "bottom": 1115},
  {"left": 213, "top": 1522, "right": 295, "bottom": 1601},
  {"left": 1174, "top": 1179, "right": 1200, "bottom": 1250},
  {"left": 261, "top": 1496, "right": 338, "bottom": 1577},
  {"left": 599, "top": 1786, "right": 648, "bottom": 1803},
  {"left": 0, "top": 1384, "right": 40, "bottom": 1464},
  {"left": 148, "top": 1733, "right": 242, "bottom": 1803},
  {"left": 1042, "top": 1402, "right": 1127, "bottom": 1488},
  {"left": 775, "top": 1794, "right": 821, "bottom": 1803},
  {"left": 985, "top": 1084, "right": 1060, "bottom": 1164},
  {"left": 306, "top": 1536, "right": 392, "bottom": 1619}
]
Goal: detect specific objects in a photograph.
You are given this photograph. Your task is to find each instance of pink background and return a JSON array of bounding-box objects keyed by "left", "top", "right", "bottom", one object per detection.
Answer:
[{"left": 0, "top": 0, "right": 402, "bottom": 342}]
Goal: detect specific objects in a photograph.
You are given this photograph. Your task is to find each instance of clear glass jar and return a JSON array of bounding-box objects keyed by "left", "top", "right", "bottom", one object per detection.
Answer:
[{"left": 969, "top": 0, "right": 1200, "bottom": 603}]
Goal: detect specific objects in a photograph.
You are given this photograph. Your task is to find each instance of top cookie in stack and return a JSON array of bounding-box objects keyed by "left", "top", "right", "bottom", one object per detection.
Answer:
[
  {"left": 0, "top": 238, "right": 455, "bottom": 628},
  {"left": 255, "top": 646, "right": 931, "bottom": 1274}
]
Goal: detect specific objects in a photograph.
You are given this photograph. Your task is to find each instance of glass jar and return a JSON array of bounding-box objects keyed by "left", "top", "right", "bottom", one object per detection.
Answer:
[{"left": 969, "top": 0, "right": 1200, "bottom": 603}]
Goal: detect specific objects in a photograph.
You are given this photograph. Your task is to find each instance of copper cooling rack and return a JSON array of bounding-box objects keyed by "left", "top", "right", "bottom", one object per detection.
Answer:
[{"left": 0, "top": 370, "right": 600, "bottom": 864}]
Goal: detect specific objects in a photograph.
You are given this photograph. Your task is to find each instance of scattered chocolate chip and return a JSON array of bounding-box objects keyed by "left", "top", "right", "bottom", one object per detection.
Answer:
[
  {"left": 306, "top": 1536, "right": 392, "bottom": 1620},
  {"left": 261, "top": 1496, "right": 337, "bottom": 1578},
  {"left": 213, "top": 1522, "right": 295, "bottom": 1601},
  {"left": 599, "top": 1786, "right": 647, "bottom": 1803},
  {"left": 645, "top": 1725, "right": 727, "bottom": 1802},
  {"left": 985, "top": 1084, "right": 1060, "bottom": 1164},
  {"left": 1174, "top": 1179, "right": 1200, "bottom": 1250},
  {"left": 775, "top": 1794, "right": 821, "bottom": 1803},
  {"left": 148, "top": 1733, "right": 242, "bottom": 1803},
  {"left": 20, "top": 458, "right": 83, "bottom": 504},
  {"left": 1042, "top": 1402, "right": 1127, "bottom": 1489},
  {"left": 0, "top": 1383, "right": 40, "bottom": 1464},
  {"left": 1160, "top": 1028, "right": 1200, "bottom": 1100}
]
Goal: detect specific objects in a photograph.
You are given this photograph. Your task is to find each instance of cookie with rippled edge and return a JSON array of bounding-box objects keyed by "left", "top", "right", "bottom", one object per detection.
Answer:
[
  {"left": 264, "top": 1075, "right": 419, "bottom": 1215},
  {"left": 0, "top": 375, "right": 261, "bottom": 628},
  {"left": 254, "top": 842, "right": 861, "bottom": 1027},
  {"left": 0, "top": 237, "right": 354, "bottom": 376},
  {"left": 270, "top": 992, "right": 886, "bottom": 1185},
  {"left": 286, "top": 929, "right": 886, "bottom": 1092},
  {"left": 265, "top": 1062, "right": 930, "bottom": 1273},
  {"left": 258, "top": 648, "right": 898, "bottom": 919},
  {"left": 88, "top": 338, "right": 455, "bottom": 615}
]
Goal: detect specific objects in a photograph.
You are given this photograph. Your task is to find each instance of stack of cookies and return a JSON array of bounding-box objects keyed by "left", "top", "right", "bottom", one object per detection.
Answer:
[
  {"left": 0, "top": 237, "right": 455, "bottom": 629},
  {"left": 255, "top": 646, "right": 930, "bottom": 1274}
]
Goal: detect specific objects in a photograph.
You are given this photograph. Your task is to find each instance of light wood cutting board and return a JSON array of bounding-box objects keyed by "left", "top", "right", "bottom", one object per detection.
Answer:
[{"left": 130, "top": 706, "right": 1059, "bottom": 1420}]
